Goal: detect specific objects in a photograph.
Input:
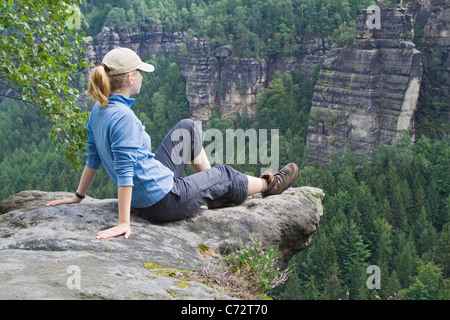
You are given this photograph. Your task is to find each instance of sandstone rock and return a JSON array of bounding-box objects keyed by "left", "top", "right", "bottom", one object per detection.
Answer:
[
  {"left": 215, "top": 45, "right": 233, "bottom": 58},
  {"left": 0, "top": 187, "right": 324, "bottom": 300},
  {"left": 357, "top": 7, "right": 414, "bottom": 41},
  {"left": 88, "top": 27, "right": 184, "bottom": 66},
  {"left": 406, "top": 4, "right": 450, "bottom": 137},
  {"left": 86, "top": 28, "right": 330, "bottom": 122},
  {"left": 179, "top": 38, "right": 267, "bottom": 121},
  {"left": 306, "top": 8, "right": 423, "bottom": 166}
]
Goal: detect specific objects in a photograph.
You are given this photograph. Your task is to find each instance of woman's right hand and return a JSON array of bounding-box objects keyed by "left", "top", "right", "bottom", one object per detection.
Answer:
[{"left": 45, "top": 196, "right": 82, "bottom": 207}]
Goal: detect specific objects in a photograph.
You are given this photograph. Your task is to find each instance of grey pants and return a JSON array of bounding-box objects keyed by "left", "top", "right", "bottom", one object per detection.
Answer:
[{"left": 135, "top": 119, "right": 248, "bottom": 223}]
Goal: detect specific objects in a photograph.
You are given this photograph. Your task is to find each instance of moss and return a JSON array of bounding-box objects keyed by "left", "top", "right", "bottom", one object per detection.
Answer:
[
  {"left": 257, "top": 293, "right": 274, "bottom": 300},
  {"left": 143, "top": 262, "right": 165, "bottom": 269},
  {"left": 349, "top": 73, "right": 355, "bottom": 88},
  {"left": 143, "top": 262, "right": 187, "bottom": 278},
  {"left": 176, "top": 282, "right": 191, "bottom": 288},
  {"left": 168, "top": 290, "right": 176, "bottom": 298}
]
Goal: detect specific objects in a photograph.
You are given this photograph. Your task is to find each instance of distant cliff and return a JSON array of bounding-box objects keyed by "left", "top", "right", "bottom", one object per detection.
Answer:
[
  {"left": 404, "top": 1, "right": 450, "bottom": 136},
  {"left": 85, "top": 27, "right": 329, "bottom": 121},
  {"left": 306, "top": 7, "right": 423, "bottom": 165},
  {"left": 305, "top": 2, "right": 450, "bottom": 165}
]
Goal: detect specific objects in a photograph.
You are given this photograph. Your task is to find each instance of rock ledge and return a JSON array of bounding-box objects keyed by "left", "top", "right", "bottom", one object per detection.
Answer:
[{"left": 0, "top": 187, "right": 324, "bottom": 300}]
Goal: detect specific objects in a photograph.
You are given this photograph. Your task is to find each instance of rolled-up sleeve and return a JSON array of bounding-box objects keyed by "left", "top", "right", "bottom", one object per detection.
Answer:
[
  {"left": 110, "top": 112, "right": 142, "bottom": 187},
  {"left": 86, "top": 121, "right": 102, "bottom": 170}
]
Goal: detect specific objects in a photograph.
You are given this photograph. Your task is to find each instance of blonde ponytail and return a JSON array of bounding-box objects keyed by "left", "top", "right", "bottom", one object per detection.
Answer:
[{"left": 86, "top": 65, "right": 111, "bottom": 107}]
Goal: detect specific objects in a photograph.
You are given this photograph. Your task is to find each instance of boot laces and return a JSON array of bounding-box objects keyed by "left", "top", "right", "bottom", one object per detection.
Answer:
[{"left": 274, "top": 169, "right": 289, "bottom": 185}]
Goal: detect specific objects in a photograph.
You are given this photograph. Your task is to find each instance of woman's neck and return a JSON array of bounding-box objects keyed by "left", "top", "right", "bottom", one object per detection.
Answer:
[{"left": 111, "top": 90, "right": 131, "bottom": 99}]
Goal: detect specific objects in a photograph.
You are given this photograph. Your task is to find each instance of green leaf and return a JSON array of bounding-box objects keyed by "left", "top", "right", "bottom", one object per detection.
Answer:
[{"left": 1, "top": 0, "right": 88, "bottom": 165}]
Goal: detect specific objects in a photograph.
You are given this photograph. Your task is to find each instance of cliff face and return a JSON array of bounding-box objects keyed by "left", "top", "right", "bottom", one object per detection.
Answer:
[
  {"left": 405, "top": 1, "right": 450, "bottom": 134},
  {"left": 0, "top": 188, "right": 324, "bottom": 299},
  {"left": 180, "top": 40, "right": 267, "bottom": 120},
  {"left": 85, "top": 27, "right": 329, "bottom": 121},
  {"left": 306, "top": 8, "right": 423, "bottom": 165}
]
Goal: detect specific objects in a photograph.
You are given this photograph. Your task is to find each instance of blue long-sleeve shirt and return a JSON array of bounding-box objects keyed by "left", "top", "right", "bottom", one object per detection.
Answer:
[{"left": 85, "top": 94, "right": 174, "bottom": 208}]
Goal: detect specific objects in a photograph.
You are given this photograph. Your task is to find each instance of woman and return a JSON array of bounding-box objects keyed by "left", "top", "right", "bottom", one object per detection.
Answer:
[{"left": 46, "top": 47, "right": 298, "bottom": 240}]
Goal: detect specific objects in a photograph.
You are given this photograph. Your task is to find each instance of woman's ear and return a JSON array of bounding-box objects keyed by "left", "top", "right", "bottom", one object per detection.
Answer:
[{"left": 127, "top": 72, "right": 134, "bottom": 85}]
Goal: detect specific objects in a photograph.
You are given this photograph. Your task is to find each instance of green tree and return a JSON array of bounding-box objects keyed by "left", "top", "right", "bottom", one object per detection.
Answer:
[
  {"left": 392, "top": 231, "right": 417, "bottom": 287},
  {"left": 279, "top": 271, "right": 302, "bottom": 300},
  {"left": 83, "top": 4, "right": 112, "bottom": 36},
  {"left": 412, "top": 207, "right": 438, "bottom": 259},
  {"left": 256, "top": 72, "right": 306, "bottom": 135},
  {"left": 274, "top": 21, "right": 295, "bottom": 51},
  {"left": 337, "top": 220, "right": 371, "bottom": 299},
  {"left": 433, "top": 224, "right": 450, "bottom": 278},
  {"left": 332, "top": 21, "right": 357, "bottom": 48},
  {"left": 302, "top": 275, "right": 320, "bottom": 300},
  {"left": 401, "top": 261, "right": 447, "bottom": 300},
  {"left": 1, "top": 0, "right": 89, "bottom": 167},
  {"left": 323, "top": 262, "right": 344, "bottom": 300},
  {"left": 372, "top": 218, "right": 397, "bottom": 299},
  {"left": 104, "top": 7, "right": 127, "bottom": 27}
]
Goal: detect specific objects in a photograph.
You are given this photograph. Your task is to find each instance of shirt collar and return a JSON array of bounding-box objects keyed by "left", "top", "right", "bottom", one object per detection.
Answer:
[{"left": 109, "top": 93, "right": 136, "bottom": 108}]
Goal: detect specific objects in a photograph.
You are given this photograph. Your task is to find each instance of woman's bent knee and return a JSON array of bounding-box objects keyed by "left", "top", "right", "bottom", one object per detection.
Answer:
[{"left": 176, "top": 119, "right": 195, "bottom": 130}]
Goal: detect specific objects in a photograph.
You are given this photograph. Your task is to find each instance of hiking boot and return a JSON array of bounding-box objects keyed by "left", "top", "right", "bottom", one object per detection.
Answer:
[{"left": 260, "top": 163, "right": 298, "bottom": 198}]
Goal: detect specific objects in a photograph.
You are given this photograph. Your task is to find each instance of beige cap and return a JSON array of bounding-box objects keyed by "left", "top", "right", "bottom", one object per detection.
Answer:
[{"left": 101, "top": 47, "right": 155, "bottom": 75}]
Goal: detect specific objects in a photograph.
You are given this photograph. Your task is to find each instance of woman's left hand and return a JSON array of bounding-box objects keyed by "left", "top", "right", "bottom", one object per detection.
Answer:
[
  {"left": 45, "top": 196, "right": 82, "bottom": 207},
  {"left": 95, "top": 223, "right": 131, "bottom": 239}
]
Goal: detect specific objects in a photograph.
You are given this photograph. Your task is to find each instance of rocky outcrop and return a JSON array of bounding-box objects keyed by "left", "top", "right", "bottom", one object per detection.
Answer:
[
  {"left": 85, "top": 27, "right": 185, "bottom": 65},
  {"left": 404, "top": 1, "right": 450, "bottom": 137},
  {"left": 85, "top": 27, "right": 330, "bottom": 121},
  {"left": 179, "top": 40, "right": 268, "bottom": 120},
  {"left": 180, "top": 37, "right": 330, "bottom": 121},
  {"left": 0, "top": 187, "right": 324, "bottom": 300},
  {"left": 306, "top": 8, "right": 423, "bottom": 165}
]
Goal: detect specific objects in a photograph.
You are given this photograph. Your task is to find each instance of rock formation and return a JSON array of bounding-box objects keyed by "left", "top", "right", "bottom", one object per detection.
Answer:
[
  {"left": 404, "top": 1, "right": 450, "bottom": 137},
  {"left": 85, "top": 27, "right": 329, "bottom": 121},
  {"left": 0, "top": 187, "right": 324, "bottom": 300},
  {"left": 180, "top": 40, "right": 267, "bottom": 120},
  {"left": 306, "top": 8, "right": 423, "bottom": 165}
]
